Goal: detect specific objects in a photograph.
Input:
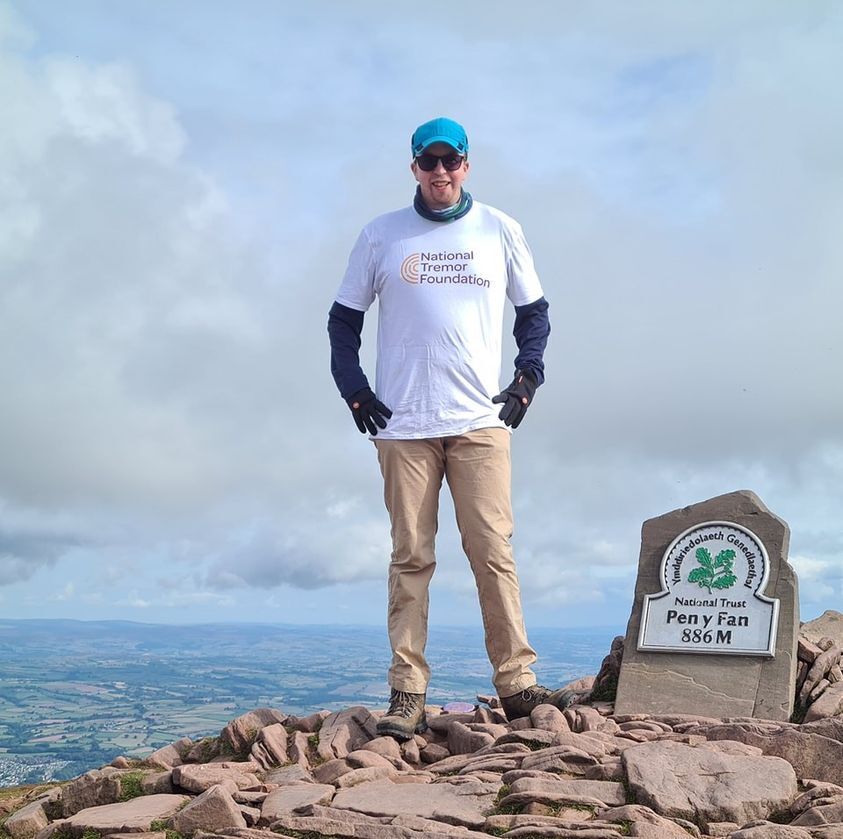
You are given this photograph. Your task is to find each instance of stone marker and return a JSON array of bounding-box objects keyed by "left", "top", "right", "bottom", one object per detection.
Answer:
[{"left": 615, "top": 490, "right": 799, "bottom": 720}]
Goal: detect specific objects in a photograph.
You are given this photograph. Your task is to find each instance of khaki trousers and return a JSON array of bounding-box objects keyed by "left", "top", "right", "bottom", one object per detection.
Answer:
[{"left": 375, "top": 427, "right": 537, "bottom": 696}]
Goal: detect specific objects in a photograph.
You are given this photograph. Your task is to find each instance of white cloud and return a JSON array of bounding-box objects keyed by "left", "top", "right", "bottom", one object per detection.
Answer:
[
  {"left": 49, "top": 582, "right": 75, "bottom": 602},
  {"left": 48, "top": 59, "right": 185, "bottom": 162},
  {"left": 791, "top": 554, "right": 833, "bottom": 581},
  {"left": 126, "top": 592, "right": 150, "bottom": 609},
  {"left": 164, "top": 591, "right": 234, "bottom": 608},
  {"left": 0, "top": 1, "right": 842, "bottom": 627}
]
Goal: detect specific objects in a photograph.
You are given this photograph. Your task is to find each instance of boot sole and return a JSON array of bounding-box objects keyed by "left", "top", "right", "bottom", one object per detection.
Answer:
[{"left": 375, "top": 717, "right": 428, "bottom": 741}]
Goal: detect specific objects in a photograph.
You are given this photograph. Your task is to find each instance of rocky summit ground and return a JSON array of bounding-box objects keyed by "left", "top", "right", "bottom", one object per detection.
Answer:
[
  {"left": 5, "top": 612, "right": 843, "bottom": 839},
  {"left": 4, "top": 696, "right": 843, "bottom": 839}
]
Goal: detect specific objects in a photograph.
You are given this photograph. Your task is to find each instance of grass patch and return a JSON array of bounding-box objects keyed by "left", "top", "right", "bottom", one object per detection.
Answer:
[
  {"left": 118, "top": 771, "right": 146, "bottom": 801},
  {"left": 492, "top": 783, "right": 522, "bottom": 815},
  {"left": 493, "top": 783, "right": 510, "bottom": 804},
  {"left": 306, "top": 734, "right": 326, "bottom": 767},
  {"left": 590, "top": 674, "right": 618, "bottom": 703},
  {"left": 521, "top": 739, "right": 551, "bottom": 751},
  {"left": 149, "top": 821, "right": 183, "bottom": 839},
  {"left": 548, "top": 800, "right": 598, "bottom": 816},
  {"left": 0, "top": 785, "right": 44, "bottom": 805},
  {"left": 0, "top": 783, "right": 58, "bottom": 821},
  {"left": 223, "top": 725, "right": 258, "bottom": 759},
  {"left": 790, "top": 702, "right": 807, "bottom": 724},
  {"left": 486, "top": 834, "right": 546, "bottom": 839}
]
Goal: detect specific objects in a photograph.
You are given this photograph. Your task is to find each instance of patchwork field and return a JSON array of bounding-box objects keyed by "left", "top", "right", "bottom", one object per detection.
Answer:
[{"left": 0, "top": 620, "right": 613, "bottom": 784}]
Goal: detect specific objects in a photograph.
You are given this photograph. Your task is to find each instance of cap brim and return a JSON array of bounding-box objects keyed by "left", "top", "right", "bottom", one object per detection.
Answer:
[{"left": 414, "top": 135, "right": 465, "bottom": 155}]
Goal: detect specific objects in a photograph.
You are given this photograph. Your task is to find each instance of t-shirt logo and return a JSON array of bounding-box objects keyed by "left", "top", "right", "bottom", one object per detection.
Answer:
[
  {"left": 400, "top": 253, "right": 420, "bottom": 284},
  {"left": 399, "top": 251, "right": 489, "bottom": 289}
]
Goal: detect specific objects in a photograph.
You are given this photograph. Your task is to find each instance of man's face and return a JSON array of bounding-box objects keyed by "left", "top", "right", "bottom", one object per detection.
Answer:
[{"left": 411, "top": 141, "right": 470, "bottom": 210}]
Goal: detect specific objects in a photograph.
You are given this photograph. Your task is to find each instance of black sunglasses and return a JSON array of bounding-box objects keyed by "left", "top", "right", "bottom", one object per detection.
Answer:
[{"left": 414, "top": 152, "right": 465, "bottom": 172}]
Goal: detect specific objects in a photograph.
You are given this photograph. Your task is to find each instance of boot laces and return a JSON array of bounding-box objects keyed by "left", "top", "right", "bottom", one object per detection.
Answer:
[
  {"left": 387, "top": 690, "right": 422, "bottom": 719},
  {"left": 519, "top": 684, "right": 551, "bottom": 703}
]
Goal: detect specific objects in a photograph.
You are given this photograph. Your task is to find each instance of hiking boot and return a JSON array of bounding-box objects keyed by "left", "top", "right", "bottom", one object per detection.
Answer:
[
  {"left": 500, "top": 684, "right": 578, "bottom": 721},
  {"left": 376, "top": 688, "right": 428, "bottom": 741}
]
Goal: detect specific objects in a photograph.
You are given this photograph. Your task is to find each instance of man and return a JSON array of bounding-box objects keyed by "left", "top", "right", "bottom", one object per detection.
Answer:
[{"left": 328, "top": 117, "right": 574, "bottom": 741}]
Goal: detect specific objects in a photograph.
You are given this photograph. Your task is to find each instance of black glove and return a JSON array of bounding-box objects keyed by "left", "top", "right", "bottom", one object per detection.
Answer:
[
  {"left": 347, "top": 387, "right": 392, "bottom": 435},
  {"left": 492, "top": 369, "right": 537, "bottom": 428}
]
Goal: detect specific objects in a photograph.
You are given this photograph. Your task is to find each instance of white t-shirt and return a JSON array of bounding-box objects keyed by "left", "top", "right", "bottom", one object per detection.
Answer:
[{"left": 335, "top": 201, "right": 544, "bottom": 440}]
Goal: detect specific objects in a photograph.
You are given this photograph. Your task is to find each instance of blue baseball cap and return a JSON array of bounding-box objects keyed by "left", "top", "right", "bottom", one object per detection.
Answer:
[{"left": 411, "top": 117, "right": 469, "bottom": 157}]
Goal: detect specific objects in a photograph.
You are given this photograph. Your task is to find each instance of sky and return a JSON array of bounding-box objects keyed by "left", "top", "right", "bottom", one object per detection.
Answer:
[{"left": 0, "top": 1, "right": 841, "bottom": 632}]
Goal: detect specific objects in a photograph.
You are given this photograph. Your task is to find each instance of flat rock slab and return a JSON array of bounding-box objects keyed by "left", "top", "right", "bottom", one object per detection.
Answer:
[
  {"left": 263, "top": 764, "right": 313, "bottom": 785},
  {"left": 270, "top": 805, "right": 493, "bottom": 838},
  {"left": 103, "top": 833, "right": 166, "bottom": 839},
  {"left": 260, "top": 783, "right": 335, "bottom": 822},
  {"left": 598, "top": 804, "right": 696, "bottom": 839},
  {"left": 173, "top": 763, "right": 260, "bottom": 792},
  {"left": 504, "top": 777, "right": 627, "bottom": 808},
  {"left": 331, "top": 777, "right": 497, "bottom": 829},
  {"left": 498, "top": 826, "right": 623, "bottom": 838},
  {"left": 623, "top": 740, "right": 797, "bottom": 829},
  {"left": 729, "top": 826, "right": 817, "bottom": 838},
  {"left": 520, "top": 744, "right": 599, "bottom": 775},
  {"left": 65, "top": 794, "right": 190, "bottom": 834},
  {"left": 428, "top": 751, "right": 526, "bottom": 775},
  {"left": 705, "top": 724, "right": 843, "bottom": 786}
]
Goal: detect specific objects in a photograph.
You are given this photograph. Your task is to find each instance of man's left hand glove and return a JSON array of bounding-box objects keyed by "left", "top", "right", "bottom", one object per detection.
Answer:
[{"left": 492, "top": 369, "right": 537, "bottom": 428}]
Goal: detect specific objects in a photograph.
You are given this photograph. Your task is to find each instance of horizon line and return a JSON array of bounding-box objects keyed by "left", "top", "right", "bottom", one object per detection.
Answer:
[{"left": 0, "top": 617, "right": 624, "bottom": 632}]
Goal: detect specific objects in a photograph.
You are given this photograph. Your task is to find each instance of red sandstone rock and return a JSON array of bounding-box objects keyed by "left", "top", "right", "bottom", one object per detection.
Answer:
[
  {"left": 172, "top": 785, "right": 246, "bottom": 835},
  {"left": 219, "top": 709, "right": 287, "bottom": 757}
]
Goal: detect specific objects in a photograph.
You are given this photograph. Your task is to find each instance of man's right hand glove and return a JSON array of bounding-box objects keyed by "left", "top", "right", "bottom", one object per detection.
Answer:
[
  {"left": 347, "top": 388, "right": 393, "bottom": 435},
  {"left": 492, "top": 369, "right": 537, "bottom": 428}
]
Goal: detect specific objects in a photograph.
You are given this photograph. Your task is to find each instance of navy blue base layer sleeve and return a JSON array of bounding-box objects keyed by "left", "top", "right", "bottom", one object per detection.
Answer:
[
  {"left": 327, "top": 301, "right": 370, "bottom": 399},
  {"left": 512, "top": 296, "right": 550, "bottom": 385}
]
